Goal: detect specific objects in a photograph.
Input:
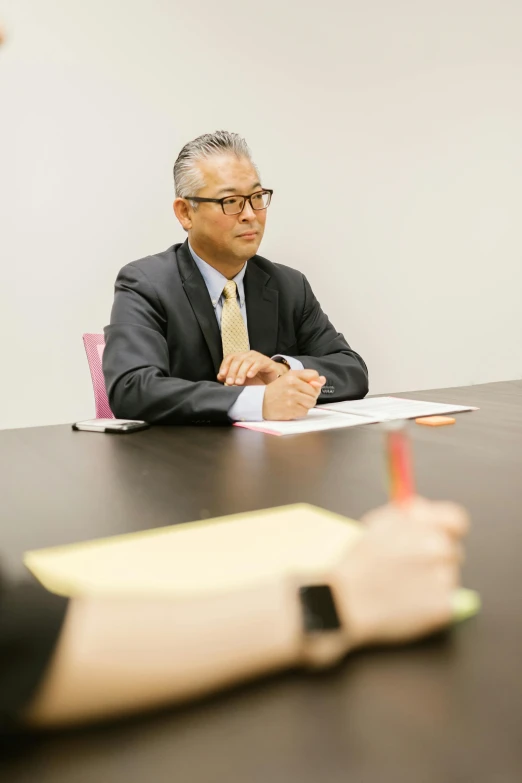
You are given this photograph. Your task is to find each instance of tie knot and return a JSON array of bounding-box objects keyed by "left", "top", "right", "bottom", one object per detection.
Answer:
[{"left": 222, "top": 281, "right": 238, "bottom": 301}]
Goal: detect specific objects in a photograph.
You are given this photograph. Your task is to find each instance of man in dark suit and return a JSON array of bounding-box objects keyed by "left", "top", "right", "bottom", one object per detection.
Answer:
[{"left": 103, "top": 131, "right": 368, "bottom": 425}]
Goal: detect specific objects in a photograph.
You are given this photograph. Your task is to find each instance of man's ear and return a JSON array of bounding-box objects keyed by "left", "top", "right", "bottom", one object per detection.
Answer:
[{"left": 174, "top": 198, "right": 192, "bottom": 231}]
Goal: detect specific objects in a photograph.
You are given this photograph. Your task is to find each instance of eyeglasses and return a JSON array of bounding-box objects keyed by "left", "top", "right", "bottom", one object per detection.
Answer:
[{"left": 186, "top": 189, "right": 273, "bottom": 216}]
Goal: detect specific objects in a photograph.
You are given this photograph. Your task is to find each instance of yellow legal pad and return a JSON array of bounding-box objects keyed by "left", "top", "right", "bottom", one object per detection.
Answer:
[
  {"left": 24, "top": 504, "right": 362, "bottom": 598},
  {"left": 24, "top": 503, "right": 480, "bottom": 621}
]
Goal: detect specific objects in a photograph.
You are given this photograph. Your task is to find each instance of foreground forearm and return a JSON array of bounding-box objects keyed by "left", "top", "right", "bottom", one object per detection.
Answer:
[{"left": 26, "top": 579, "right": 304, "bottom": 727}]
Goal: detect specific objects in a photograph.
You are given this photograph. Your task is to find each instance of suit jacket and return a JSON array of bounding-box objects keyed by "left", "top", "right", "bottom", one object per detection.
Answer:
[{"left": 103, "top": 241, "right": 368, "bottom": 424}]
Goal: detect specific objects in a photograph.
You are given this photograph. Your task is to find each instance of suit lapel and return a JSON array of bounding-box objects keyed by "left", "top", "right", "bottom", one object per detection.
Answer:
[
  {"left": 244, "top": 261, "right": 279, "bottom": 357},
  {"left": 176, "top": 241, "right": 222, "bottom": 374}
]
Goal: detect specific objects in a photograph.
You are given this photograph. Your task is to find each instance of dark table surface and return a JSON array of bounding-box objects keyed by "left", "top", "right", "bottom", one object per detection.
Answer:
[{"left": 1, "top": 380, "right": 522, "bottom": 782}]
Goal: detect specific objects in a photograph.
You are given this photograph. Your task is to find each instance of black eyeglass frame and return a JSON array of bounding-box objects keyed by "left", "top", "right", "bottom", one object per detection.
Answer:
[{"left": 185, "top": 188, "right": 273, "bottom": 215}]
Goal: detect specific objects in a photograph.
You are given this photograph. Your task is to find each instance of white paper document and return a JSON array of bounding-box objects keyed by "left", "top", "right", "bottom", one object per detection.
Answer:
[
  {"left": 234, "top": 408, "right": 379, "bottom": 436},
  {"left": 322, "top": 396, "right": 478, "bottom": 421}
]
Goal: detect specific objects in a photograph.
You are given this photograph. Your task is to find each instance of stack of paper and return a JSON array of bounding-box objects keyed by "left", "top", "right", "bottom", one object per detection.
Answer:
[
  {"left": 234, "top": 396, "right": 477, "bottom": 436},
  {"left": 322, "top": 396, "right": 478, "bottom": 421},
  {"left": 234, "top": 408, "right": 379, "bottom": 436}
]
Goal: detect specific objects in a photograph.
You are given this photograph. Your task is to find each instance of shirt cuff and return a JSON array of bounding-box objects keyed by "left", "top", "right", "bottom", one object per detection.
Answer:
[
  {"left": 228, "top": 386, "right": 266, "bottom": 422},
  {"left": 271, "top": 355, "right": 304, "bottom": 371}
]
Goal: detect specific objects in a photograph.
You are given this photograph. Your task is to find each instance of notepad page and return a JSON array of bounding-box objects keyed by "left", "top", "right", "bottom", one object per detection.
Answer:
[
  {"left": 234, "top": 409, "right": 379, "bottom": 436},
  {"left": 24, "top": 504, "right": 363, "bottom": 598},
  {"left": 322, "top": 397, "right": 477, "bottom": 421}
]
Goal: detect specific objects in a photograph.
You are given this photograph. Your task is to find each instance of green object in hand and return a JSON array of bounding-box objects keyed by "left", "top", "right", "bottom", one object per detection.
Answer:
[{"left": 452, "top": 588, "right": 481, "bottom": 622}]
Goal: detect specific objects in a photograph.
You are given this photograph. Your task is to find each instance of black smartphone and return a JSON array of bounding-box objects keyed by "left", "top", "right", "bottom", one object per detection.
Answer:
[{"left": 72, "top": 419, "right": 150, "bottom": 433}]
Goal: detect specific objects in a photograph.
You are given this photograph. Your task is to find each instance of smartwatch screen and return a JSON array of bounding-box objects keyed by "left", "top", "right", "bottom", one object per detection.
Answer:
[{"left": 299, "top": 585, "right": 341, "bottom": 632}]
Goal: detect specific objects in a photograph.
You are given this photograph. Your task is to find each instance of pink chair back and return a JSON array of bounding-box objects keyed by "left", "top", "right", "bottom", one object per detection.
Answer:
[{"left": 82, "top": 333, "right": 114, "bottom": 419}]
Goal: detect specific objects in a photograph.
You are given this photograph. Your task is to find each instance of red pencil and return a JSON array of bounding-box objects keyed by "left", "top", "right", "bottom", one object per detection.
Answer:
[{"left": 386, "top": 421, "right": 415, "bottom": 503}]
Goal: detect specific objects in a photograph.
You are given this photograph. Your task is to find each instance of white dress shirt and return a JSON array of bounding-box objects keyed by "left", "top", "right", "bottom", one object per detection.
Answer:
[{"left": 188, "top": 244, "right": 304, "bottom": 421}]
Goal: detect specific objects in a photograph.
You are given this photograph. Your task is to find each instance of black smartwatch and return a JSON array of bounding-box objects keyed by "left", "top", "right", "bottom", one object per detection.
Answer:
[
  {"left": 299, "top": 585, "right": 341, "bottom": 632},
  {"left": 298, "top": 584, "right": 348, "bottom": 669}
]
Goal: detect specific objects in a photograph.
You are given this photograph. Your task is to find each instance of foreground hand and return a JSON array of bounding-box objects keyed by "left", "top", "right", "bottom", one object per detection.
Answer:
[
  {"left": 332, "top": 497, "right": 470, "bottom": 649},
  {"left": 262, "top": 370, "right": 326, "bottom": 420},
  {"left": 218, "top": 351, "right": 289, "bottom": 386}
]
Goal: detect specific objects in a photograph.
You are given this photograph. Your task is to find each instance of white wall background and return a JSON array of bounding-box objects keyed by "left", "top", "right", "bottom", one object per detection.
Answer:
[{"left": 1, "top": 0, "right": 521, "bottom": 429}]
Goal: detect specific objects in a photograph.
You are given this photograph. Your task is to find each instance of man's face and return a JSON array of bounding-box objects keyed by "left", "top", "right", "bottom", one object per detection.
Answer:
[{"left": 179, "top": 154, "right": 267, "bottom": 266}]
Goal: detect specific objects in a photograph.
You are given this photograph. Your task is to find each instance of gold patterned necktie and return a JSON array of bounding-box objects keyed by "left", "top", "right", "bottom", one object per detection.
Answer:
[{"left": 221, "top": 280, "right": 250, "bottom": 357}]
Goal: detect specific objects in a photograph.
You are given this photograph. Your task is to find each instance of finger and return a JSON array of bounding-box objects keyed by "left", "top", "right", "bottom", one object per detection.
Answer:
[
  {"left": 246, "top": 354, "right": 272, "bottom": 376},
  {"left": 403, "top": 498, "right": 470, "bottom": 540},
  {"left": 308, "top": 384, "right": 323, "bottom": 400},
  {"left": 217, "top": 355, "right": 237, "bottom": 380},
  {"left": 292, "top": 369, "right": 321, "bottom": 383},
  {"left": 225, "top": 357, "right": 248, "bottom": 385},
  {"left": 268, "top": 399, "right": 310, "bottom": 421},
  {"left": 428, "top": 541, "right": 465, "bottom": 567},
  {"left": 434, "top": 562, "right": 460, "bottom": 590},
  {"left": 365, "top": 497, "right": 470, "bottom": 543},
  {"left": 289, "top": 400, "right": 314, "bottom": 418},
  {"left": 427, "top": 501, "right": 470, "bottom": 539},
  {"left": 235, "top": 359, "right": 259, "bottom": 385},
  {"left": 218, "top": 352, "right": 257, "bottom": 380},
  {"left": 309, "top": 376, "right": 326, "bottom": 390},
  {"left": 246, "top": 361, "right": 263, "bottom": 379},
  {"left": 419, "top": 530, "right": 459, "bottom": 562},
  {"left": 291, "top": 391, "right": 319, "bottom": 411},
  {"left": 289, "top": 378, "right": 322, "bottom": 398},
  {"left": 424, "top": 594, "right": 454, "bottom": 632}
]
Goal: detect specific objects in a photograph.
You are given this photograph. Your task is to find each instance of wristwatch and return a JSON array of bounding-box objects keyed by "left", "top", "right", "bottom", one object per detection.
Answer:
[
  {"left": 275, "top": 357, "right": 291, "bottom": 376},
  {"left": 298, "top": 584, "right": 349, "bottom": 669}
]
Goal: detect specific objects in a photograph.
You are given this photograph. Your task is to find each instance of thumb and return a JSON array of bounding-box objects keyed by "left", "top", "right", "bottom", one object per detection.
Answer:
[{"left": 293, "top": 369, "right": 321, "bottom": 382}]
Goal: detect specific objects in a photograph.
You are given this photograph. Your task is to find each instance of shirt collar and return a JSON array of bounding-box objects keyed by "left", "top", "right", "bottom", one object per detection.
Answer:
[{"left": 188, "top": 243, "right": 247, "bottom": 308}]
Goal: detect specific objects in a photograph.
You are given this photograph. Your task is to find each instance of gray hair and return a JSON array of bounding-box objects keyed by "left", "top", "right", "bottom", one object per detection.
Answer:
[{"left": 173, "top": 130, "right": 258, "bottom": 199}]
